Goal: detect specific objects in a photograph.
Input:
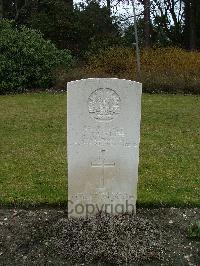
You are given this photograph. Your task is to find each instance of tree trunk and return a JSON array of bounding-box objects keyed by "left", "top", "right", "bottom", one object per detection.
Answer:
[
  {"left": 63, "top": 0, "right": 73, "bottom": 10},
  {"left": 189, "top": 0, "right": 196, "bottom": 50},
  {"left": 143, "top": 0, "right": 151, "bottom": 48},
  {"left": 107, "top": 0, "right": 111, "bottom": 17},
  {"left": 184, "top": 0, "right": 197, "bottom": 50},
  {"left": 0, "top": 0, "right": 3, "bottom": 19}
]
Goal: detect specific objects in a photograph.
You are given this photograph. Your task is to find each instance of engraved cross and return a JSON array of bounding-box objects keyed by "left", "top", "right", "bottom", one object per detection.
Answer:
[{"left": 91, "top": 150, "right": 115, "bottom": 189}]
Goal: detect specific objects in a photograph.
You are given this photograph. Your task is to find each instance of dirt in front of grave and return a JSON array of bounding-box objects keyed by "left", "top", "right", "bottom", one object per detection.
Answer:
[{"left": 0, "top": 207, "right": 199, "bottom": 265}]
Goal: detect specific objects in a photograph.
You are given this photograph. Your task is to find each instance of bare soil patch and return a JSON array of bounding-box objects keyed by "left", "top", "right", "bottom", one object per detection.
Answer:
[{"left": 0, "top": 208, "right": 199, "bottom": 265}]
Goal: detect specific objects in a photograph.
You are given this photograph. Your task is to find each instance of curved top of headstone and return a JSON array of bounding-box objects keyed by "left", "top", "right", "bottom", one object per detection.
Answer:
[
  {"left": 67, "top": 78, "right": 142, "bottom": 87},
  {"left": 67, "top": 78, "right": 142, "bottom": 122}
]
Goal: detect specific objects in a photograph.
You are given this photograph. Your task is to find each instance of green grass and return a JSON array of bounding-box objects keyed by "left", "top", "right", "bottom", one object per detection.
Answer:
[
  {"left": 139, "top": 94, "right": 199, "bottom": 206},
  {"left": 0, "top": 93, "right": 67, "bottom": 205},
  {"left": 0, "top": 93, "right": 199, "bottom": 207}
]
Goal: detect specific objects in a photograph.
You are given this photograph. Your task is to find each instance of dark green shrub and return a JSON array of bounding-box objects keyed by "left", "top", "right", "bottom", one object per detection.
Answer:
[
  {"left": 188, "top": 221, "right": 200, "bottom": 240},
  {"left": 0, "top": 20, "right": 73, "bottom": 94}
]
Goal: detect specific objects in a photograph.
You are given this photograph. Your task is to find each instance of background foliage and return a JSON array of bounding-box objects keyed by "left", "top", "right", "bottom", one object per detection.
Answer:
[
  {"left": 0, "top": 0, "right": 200, "bottom": 93},
  {"left": 78, "top": 47, "right": 200, "bottom": 94},
  {"left": 0, "top": 19, "right": 73, "bottom": 93}
]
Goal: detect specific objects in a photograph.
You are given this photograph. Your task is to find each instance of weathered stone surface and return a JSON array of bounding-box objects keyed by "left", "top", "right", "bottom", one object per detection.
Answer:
[{"left": 67, "top": 78, "right": 142, "bottom": 216}]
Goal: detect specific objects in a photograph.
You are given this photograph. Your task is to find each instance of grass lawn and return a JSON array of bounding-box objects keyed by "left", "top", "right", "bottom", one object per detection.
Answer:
[{"left": 0, "top": 93, "right": 199, "bottom": 207}]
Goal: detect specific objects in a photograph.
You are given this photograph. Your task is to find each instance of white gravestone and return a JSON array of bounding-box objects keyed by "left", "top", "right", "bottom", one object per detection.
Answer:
[{"left": 67, "top": 78, "right": 142, "bottom": 217}]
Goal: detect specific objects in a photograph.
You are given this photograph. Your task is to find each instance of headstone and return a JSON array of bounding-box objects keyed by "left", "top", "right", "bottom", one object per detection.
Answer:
[{"left": 67, "top": 78, "right": 142, "bottom": 217}]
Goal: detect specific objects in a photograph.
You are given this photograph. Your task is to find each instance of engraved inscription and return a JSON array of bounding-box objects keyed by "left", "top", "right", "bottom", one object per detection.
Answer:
[
  {"left": 88, "top": 88, "right": 120, "bottom": 121},
  {"left": 71, "top": 192, "right": 134, "bottom": 202},
  {"left": 80, "top": 126, "right": 137, "bottom": 147}
]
